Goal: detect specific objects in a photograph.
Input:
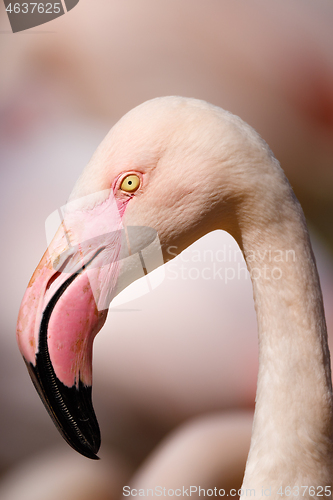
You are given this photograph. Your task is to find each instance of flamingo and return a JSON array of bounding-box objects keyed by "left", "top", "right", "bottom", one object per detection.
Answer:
[{"left": 16, "top": 97, "right": 333, "bottom": 496}]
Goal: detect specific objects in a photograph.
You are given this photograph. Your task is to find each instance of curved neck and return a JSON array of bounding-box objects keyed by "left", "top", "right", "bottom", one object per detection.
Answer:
[{"left": 239, "top": 189, "right": 333, "bottom": 495}]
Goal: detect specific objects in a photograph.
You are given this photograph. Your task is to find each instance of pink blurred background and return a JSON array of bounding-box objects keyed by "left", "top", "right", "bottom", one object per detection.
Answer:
[{"left": 0, "top": 1, "right": 333, "bottom": 498}]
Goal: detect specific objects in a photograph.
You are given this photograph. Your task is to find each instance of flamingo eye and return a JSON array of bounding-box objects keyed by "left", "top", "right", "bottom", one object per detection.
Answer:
[{"left": 120, "top": 174, "right": 141, "bottom": 193}]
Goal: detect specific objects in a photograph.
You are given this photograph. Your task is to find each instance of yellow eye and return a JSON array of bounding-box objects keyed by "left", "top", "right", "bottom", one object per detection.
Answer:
[{"left": 120, "top": 174, "right": 141, "bottom": 193}]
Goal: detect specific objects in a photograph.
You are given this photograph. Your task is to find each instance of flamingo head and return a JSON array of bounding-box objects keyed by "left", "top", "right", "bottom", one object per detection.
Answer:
[{"left": 16, "top": 96, "right": 279, "bottom": 459}]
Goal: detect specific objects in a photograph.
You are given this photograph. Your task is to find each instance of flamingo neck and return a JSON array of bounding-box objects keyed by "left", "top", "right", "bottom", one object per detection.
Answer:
[{"left": 240, "top": 192, "right": 333, "bottom": 496}]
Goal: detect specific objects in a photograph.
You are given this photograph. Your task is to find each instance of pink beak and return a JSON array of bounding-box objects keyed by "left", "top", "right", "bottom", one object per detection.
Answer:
[
  {"left": 17, "top": 187, "right": 162, "bottom": 458},
  {"left": 16, "top": 190, "right": 128, "bottom": 459}
]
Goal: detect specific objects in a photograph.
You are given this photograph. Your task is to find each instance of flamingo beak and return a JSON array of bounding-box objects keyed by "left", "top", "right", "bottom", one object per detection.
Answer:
[
  {"left": 16, "top": 190, "right": 125, "bottom": 459},
  {"left": 16, "top": 189, "right": 164, "bottom": 459}
]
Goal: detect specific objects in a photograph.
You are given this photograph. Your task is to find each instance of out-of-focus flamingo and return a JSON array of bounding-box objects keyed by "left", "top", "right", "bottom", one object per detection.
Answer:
[{"left": 17, "top": 97, "right": 333, "bottom": 495}]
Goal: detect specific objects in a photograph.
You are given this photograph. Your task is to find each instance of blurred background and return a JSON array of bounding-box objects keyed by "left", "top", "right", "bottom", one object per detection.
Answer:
[{"left": 0, "top": 0, "right": 333, "bottom": 498}]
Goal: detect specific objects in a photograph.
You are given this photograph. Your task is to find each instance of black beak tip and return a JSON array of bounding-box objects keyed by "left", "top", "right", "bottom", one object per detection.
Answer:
[
  {"left": 66, "top": 434, "right": 100, "bottom": 460},
  {"left": 25, "top": 358, "right": 101, "bottom": 460}
]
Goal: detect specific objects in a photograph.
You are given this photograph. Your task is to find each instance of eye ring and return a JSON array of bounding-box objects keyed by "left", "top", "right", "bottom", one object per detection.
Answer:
[{"left": 120, "top": 174, "right": 141, "bottom": 193}]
